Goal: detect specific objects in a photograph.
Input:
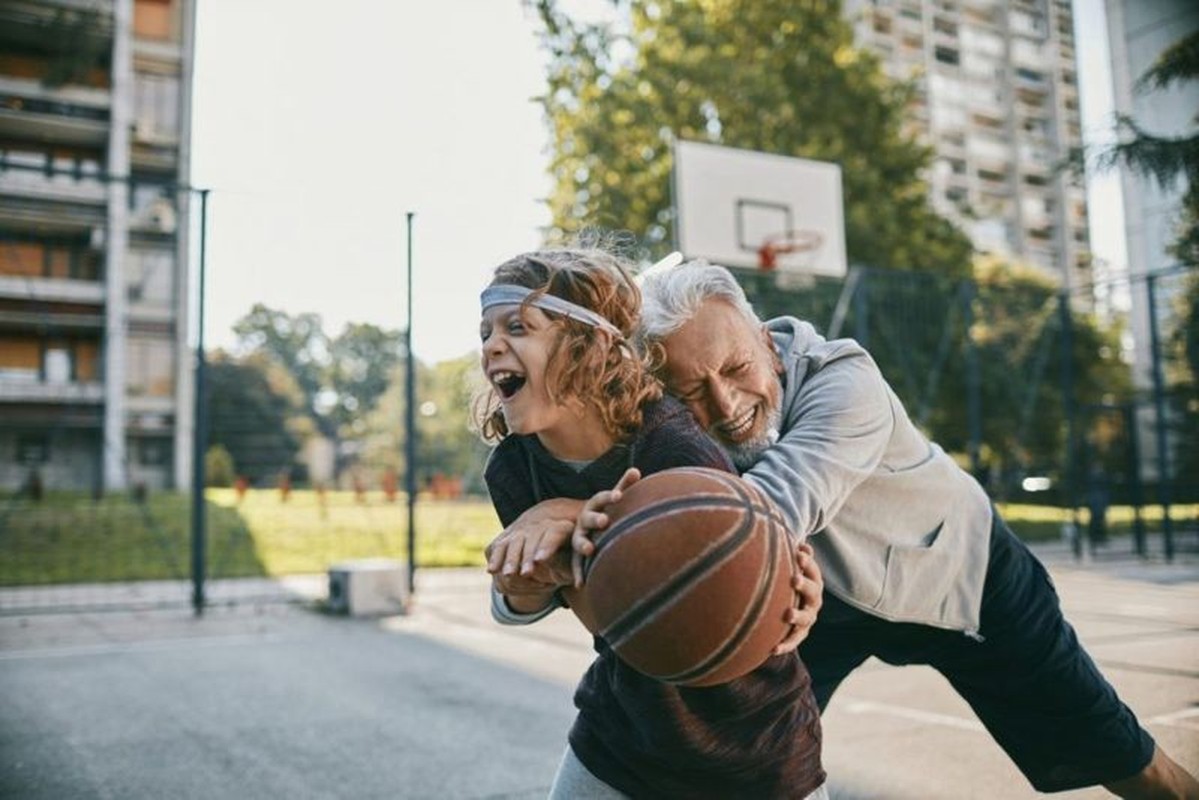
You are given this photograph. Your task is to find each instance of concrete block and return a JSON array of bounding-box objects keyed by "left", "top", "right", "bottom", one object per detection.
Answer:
[{"left": 327, "top": 558, "right": 408, "bottom": 616}]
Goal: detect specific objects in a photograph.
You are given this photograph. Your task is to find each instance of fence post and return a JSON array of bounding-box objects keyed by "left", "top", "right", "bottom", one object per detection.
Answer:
[
  {"left": 962, "top": 281, "right": 982, "bottom": 478},
  {"left": 1058, "top": 291, "right": 1079, "bottom": 558},
  {"left": 1123, "top": 402, "right": 1146, "bottom": 557},
  {"left": 853, "top": 269, "right": 869, "bottom": 347},
  {"left": 1145, "top": 273, "right": 1174, "bottom": 561},
  {"left": 190, "top": 188, "right": 210, "bottom": 615},
  {"left": 405, "top": 211, "right": 418, "bottom": 595}
]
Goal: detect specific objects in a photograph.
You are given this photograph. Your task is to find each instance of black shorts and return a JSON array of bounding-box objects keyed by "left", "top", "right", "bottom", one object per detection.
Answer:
[{"left": 800, "top": 511, "right": 1156, "bottom": 793}]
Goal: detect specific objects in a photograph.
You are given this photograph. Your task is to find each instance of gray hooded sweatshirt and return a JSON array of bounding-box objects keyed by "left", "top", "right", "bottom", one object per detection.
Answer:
[{"left": 747, "top": 317, "right": 993, "bottom": 632}]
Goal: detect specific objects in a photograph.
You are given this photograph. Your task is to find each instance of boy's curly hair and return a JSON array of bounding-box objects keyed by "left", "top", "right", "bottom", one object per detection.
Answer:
[{"left": 474, "top": 246, "right": 663, "bottom": 444}]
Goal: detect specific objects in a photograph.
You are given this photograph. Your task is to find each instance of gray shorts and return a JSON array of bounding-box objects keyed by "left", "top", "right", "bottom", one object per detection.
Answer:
[{"left": 548, "top": 746, "right": 829, "bottom": 800}]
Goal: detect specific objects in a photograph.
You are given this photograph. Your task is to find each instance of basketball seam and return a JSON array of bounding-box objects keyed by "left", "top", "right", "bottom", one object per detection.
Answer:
[
  {"left": 599, "top": 496, "right": 757, "bottom": 651},
  {"left": 583, "top": 494, "right": 746, "bottom": 581},
  {"left": 659, "top": 486, "right": 785, "bottom": 684},
  {"left": 584, "top": 469, "right": 795, "bottom": 685}
]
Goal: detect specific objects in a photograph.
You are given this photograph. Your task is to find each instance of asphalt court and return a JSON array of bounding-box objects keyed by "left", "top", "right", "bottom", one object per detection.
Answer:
[{"left": 1, "top": 540, "right": 1196, "bottom": 799}]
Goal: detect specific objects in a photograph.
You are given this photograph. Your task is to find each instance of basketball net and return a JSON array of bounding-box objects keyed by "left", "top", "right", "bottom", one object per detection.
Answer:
[{"left": 757, "top": 230, "right": 823, "bottom": 290}]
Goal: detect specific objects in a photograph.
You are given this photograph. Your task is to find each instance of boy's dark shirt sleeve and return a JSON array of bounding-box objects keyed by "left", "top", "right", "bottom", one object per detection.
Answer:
[{"left": 632, "top": 397, "right": 734, "bottom": 477}]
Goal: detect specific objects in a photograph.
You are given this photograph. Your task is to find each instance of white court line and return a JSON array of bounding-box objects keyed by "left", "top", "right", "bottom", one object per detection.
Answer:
[
  {"left": 842, "top": 699, "right": 986, "bottom": 732},
  {"left": 0, "top": 632, "right": 292, "bottom": 662},
  {"left": 1145, "top": 707, "right": 1199, "bottom": 731}
]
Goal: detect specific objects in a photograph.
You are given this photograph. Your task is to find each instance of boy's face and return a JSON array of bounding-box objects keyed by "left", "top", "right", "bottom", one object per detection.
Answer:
[
  {"left": 659, "top": 299, "right": 783, "bottom": 465},
  {"left": 479, "top": 304, "right": 569, "bottom": 438}
]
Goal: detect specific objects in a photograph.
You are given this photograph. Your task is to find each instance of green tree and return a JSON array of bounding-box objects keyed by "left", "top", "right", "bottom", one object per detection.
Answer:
[
  {"left": 206, "top": 354, "right": 304, "bottom": 484},
  {"left": 232, "top": 306, "right": 404, "bottom": 441},
  {"left": 533, "top": 0, "right": 973, "bottom": 274},
  {"left": 359, "top": 355, "right": 492, "bottom": 495},
  {"left": 956, "top": 259, "right": 1130, "bottom": 498},
  {"left": 233, "top": 304, "right": 329, "bottom": 430},
  {"left": 328, "top": 323, "right": 405, "bottom": 434},
  {"left": 205, "top": 444, "right": 236, "bottom": 488}
]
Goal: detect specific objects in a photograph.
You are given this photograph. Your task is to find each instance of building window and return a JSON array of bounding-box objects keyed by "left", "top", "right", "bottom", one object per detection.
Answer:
[
  {"left": 138, "top": 437, "right": 170, "bottom": 466},
  {"left": 75, "top": 340, "right": 100, "bottom": 381},
  {"left": 17, "top": 434, "right": 49, "bottom": 465},
  {"left": 133, "top": 73, "right": 180, "bottom": 139},
  {"left": 0, "top": 240, "right": 44, "bottom": 278},
  {"left": 127, "top": 248, "right": 175, "bottom": 304},
  {"left": 43, "top": 346, "right": 72, "bottom": 384},
  {"left": 134, "top": 0, "right": 174, "bottom": 40},
  {"left": 130, "top": 184, "right": 178, "bottom": 233},
  {"left": 934, "top": 46, "right": 960, "bottom": 66},
  {"left": 127, "top": 337, "right": 174, "bottom": 397},
  {"left": 0, "top": 337, "right": 41, "bottom": 382}
]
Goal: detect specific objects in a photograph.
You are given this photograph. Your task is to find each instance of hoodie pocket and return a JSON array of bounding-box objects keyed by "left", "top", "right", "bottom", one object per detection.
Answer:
[{"left": 873, "top": 522, "right": 958, "bottom": 620}]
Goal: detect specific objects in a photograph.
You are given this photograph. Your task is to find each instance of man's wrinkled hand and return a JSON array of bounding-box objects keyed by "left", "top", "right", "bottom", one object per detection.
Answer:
[
  {"left": 773, "top": 541, "right": 824, "bottom": 656},
  {"left": 571, "top": 468, "right": 641, "bottom": 587}
]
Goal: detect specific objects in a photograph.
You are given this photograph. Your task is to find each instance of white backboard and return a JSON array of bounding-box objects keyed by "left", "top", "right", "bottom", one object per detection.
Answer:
[{"left": 673, "top": 140, "right": 847, "bottom": 277}]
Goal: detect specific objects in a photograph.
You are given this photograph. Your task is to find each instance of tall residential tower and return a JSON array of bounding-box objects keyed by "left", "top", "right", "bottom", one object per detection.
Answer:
[
  {"left": 0, "top": 0, "right": 196, "bottom": 492},
  {"left": 845, "top": 0, "right": 1090, "bottom": 288}
]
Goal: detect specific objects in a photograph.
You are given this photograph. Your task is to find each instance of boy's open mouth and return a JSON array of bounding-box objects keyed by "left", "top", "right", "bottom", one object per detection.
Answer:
[{"left": 491, "top": 370, "right": 526, "bottom": 399}]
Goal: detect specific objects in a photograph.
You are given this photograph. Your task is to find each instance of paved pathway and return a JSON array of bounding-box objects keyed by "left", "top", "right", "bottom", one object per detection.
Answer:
[{"left": 1, "top": 537, "right": 1196, "bottom": 799}]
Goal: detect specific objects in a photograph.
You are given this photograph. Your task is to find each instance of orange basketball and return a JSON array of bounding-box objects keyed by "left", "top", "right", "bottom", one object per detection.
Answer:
[{"left": 564, "top": 467, "right": 797, "bottom": 687}]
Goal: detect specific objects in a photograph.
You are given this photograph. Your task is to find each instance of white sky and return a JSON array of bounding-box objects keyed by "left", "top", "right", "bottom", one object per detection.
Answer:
[{"left": 191, "top": 0, "right": 1126, "bottom": 364}]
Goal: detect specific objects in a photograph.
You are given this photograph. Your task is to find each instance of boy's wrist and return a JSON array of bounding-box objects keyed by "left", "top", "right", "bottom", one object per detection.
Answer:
[{"left": 504, "top": 589, "right": 557, "bottom": 614}]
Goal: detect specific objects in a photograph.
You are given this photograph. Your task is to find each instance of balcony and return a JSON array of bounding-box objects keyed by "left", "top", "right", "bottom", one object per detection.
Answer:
[
  {"left": 966, "top": 134, "right": 1011, "bottom": 168},
  {"left": 0, "top": 155, "right": 106, "bottom": 205},
  {"left": 0, "top": 76, "right": 109, "bottom": 147},
  {"left": 0, "top": 375, "right": 103, "bottom": 404},
  {"left": 1019, "top": 143, "right": 1054, "bottom": 173},
  {"left": 0, "top": 2, "right": 114, "bottom": 56},
  {"left": 0, "top": 306, "right": 104, "bottom": 332},
  {"left": 0, "top": 274, "right": 103, "bottom": 304}
]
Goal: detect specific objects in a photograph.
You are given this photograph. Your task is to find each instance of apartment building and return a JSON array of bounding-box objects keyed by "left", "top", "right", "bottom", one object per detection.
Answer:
[
  {"left": 1106, "top": 0, "right": 1198, "bottom": 482},
  {"left": 844, "top": 0, "right": 1090, "bottom": 289},
  {"left": 0, "top": 0, "right": 196, "bottom": 492}
]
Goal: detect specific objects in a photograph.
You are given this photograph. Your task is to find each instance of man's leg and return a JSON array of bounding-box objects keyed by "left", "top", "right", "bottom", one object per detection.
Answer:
[
  {"left": 799, "top": 592, "right": 878, "bottom": 711},
  {"left": 929, "top": 512, "right": 1196, "bottom": 796}
]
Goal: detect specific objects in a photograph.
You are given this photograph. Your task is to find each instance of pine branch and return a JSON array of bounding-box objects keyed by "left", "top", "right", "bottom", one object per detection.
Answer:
[
  {"left": 1136, "top": 31, "right": 1199, "bottom": 94},
  {"left": 1098, "top": 115, "right": 1199, "bottom": 190}
]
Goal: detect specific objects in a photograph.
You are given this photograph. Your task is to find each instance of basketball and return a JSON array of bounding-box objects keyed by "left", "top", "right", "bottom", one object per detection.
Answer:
[{"left": 563, "top": 467, "right": 797, "bottom": 687}]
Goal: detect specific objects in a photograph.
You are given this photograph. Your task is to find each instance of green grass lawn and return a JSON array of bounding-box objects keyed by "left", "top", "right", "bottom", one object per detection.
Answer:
[
  {"left": 1, "top": 489, "right": 1193, "bottom": 587},
  {"left": 0, "top": 488, "right": 503, "bottom": 587}
]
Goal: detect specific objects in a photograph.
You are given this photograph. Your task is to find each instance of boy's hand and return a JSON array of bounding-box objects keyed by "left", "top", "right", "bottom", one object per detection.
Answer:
[
  {"left": 571, "top": 468, "right": 641, "bottom": 588},
  {"left": 491, "top": 572, "right": 559, "bottom": 615},
  {"left": 772, "top": 541, "right": 823, "bottom": 656},
  {"left": 486, "top": 497, "right": 580, "bottom": 587}
]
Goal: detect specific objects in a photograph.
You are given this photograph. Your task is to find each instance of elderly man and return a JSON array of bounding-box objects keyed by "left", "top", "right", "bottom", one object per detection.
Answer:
[{"left": 625, "top": 257, "right": 1197, "bottom": 799}]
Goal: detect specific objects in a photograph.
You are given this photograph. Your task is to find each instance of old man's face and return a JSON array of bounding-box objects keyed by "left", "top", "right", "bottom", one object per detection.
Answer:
[{"left": 659, "top": 298, "right": 783, "bottom": 468}]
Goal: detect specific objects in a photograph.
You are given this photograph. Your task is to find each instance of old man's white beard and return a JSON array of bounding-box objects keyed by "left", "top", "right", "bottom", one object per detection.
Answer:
[{"left": 718, "top": 404, "right": 783, "bottom": 471}]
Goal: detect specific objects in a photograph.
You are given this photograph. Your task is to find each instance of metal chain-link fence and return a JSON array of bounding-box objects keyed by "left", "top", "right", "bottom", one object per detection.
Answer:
[{"left": 2, "top": 179, "right": 1195, "bottom": 612}]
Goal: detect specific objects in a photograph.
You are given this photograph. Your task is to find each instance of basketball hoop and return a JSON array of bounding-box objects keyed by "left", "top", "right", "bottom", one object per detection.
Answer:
[
  {"left": 756, "top": 230, "right": 824, "bottom": 272},
  {"left": 756, "top": 230, "right": 824, "bottom": 290}
]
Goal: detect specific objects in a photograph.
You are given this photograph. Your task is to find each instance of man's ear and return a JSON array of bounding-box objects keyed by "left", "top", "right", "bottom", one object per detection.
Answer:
[{"left": 760, "top": 325, "right": 784, "bottom": 375}]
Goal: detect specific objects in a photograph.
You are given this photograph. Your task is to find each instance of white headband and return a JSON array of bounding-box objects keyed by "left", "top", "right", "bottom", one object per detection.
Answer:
[{"left": 480, "top": 284, "right": 623, "bottom": 337}]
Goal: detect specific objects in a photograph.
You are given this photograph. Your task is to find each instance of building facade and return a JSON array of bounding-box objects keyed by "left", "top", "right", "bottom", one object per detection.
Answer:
[
  {"left": 1105, "top": 0, "right": 1198, "bottom": 481},
  {"left": 844, "top": 0, "right": 1090, "bottom": 288},
  {"left": 0, "top": 0, "right": 196, "bottom": 492}
]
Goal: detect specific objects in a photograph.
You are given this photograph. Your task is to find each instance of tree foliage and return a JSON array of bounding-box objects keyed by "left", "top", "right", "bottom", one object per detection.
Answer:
[
  {"left": 232, "top": 305, "right": 403, "bottom": 439},
  {"left": 358, "top": 355, "right": 491, "bottom": 493},
  {"left": 206, "top": 354, "right": 304, "bottom": 483},
  {"left": 533, "top": 0, "right": 973, "bottom": 275}
]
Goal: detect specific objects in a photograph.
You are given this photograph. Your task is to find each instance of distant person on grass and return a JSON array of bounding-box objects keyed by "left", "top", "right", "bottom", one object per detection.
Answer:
[
  {"left": 623, "top": 256, "right": 1194, "bottom": 799},
  {"left": 476, "top": 246, "right": 827, "bottom": 799}
]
